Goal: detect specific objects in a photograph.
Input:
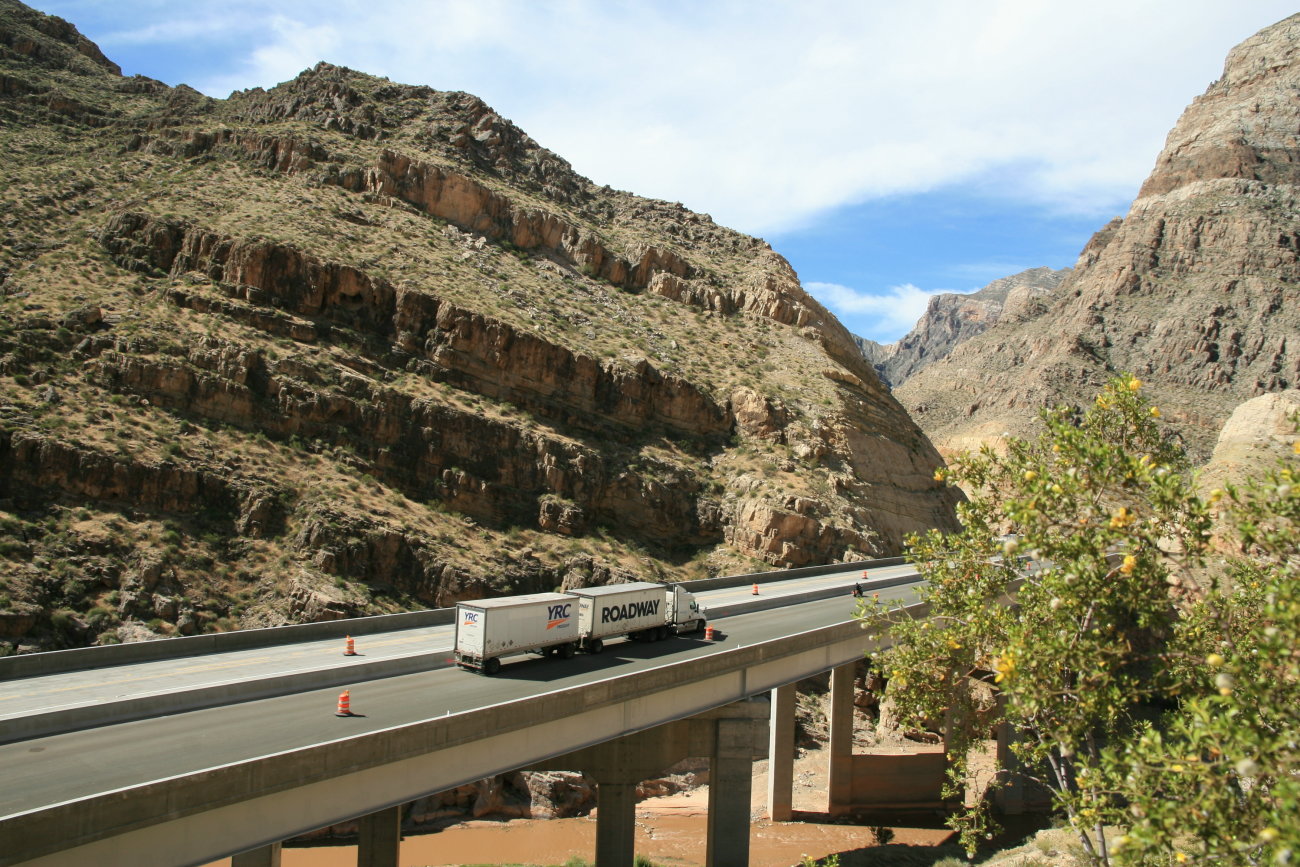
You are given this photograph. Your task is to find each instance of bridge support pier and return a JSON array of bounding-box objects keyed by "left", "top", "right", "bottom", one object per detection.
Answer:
[
  {"left": 993, "top": 714, "right": 1029, "bottom": 815},
  {"left": 357, "top": 805, "right": 401, "bottom": 867},
  {"left": 555, "top": 728, "right": 679, "bottom": 867},
  {"left": 827, "top": 662, "right": 855, "bottom": 816},
  {"left": 231, "top": 842, "right": 281, "bottom": 867},
  {"left": 766, "top": 683, "right": 796, "bottom": 821},
  {"left": 531, "top": 698, "right": 768, "bottom": 867},
  {"left": 705, "top": 717, "right": 756, "bottom": 867},
  {"left": 594, "top": 781, "right": 638, "bottom": 867}
]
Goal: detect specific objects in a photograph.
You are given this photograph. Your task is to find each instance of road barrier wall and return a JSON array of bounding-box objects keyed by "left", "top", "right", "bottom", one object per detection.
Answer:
[
  {"left": 701, "top": 567, "right": 921, "bottom": 620},
  {"left": 679, "top": 557, "right": 907, "bottom": 593}
]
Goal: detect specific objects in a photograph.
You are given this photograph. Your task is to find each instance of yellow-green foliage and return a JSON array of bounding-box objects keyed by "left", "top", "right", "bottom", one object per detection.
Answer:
[{"left": 863, "top": 377, "right": 1299, "bottom": 864}]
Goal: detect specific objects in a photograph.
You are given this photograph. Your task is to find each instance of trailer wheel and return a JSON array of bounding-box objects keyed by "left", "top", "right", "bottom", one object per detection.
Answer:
[
  {"left": 587, "top": 638, "right": 604, "bottom": 654},
  {"left": 559, "top": 643, "right": 576, "bottom": 660},
  {"left": 657, "top": 626, "right": 670, "bottom": 641},
  {"left": 484, "top": 657, "right": 501, "bottom": 675}
]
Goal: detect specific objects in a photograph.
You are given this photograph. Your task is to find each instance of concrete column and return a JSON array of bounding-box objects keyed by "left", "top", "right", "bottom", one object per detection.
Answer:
[
  {"left": 529, "top": 701, "right": 766, "bottom": 867},
  {"left": 994, "top": 719, "right": 1026, "bottom": 815},
  {"left": 533, "top": 727, "right": 686, "bottom": 867},
  {"left": 232, "top": 843, "right": 281, "bottom": 867},
  {"left": 827, "top": 662, "right": 855, "bottom": 815},
  {"left": 767, "top": 683, "right": 796, "bottom": 821},
  {"left": 595, "top": 781, "right": 638, "bottom": 867},
  {"left": 705, "top": 718, "right": 754, "bottom": 867},
  {"left": 357, "top": 805, "right": 401, "bottom": 867}
]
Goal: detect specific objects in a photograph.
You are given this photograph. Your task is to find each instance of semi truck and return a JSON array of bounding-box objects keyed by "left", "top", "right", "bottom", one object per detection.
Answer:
[{"left": 454, "top": 582, "right": 705, "bottom": 675}]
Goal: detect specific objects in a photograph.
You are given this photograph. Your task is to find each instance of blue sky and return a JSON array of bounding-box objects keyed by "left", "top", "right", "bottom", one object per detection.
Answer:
[{"left": 29, "top": 0, "right": 1299, "bottom": 342}]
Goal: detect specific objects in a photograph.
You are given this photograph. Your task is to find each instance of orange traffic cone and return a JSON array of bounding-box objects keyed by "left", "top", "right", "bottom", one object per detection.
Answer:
[
  {"left": 862, "top": 570, "right": 870, "bottom": 578},
  {"left": 344, "top": 636, "right": 357, "bottom": 656},
  {"left": 335, "top": 690, "right": 353, "bottom": 716},
  {"left": 705, "top": 625, "right": 716, "bottom": 641},
  {"left": 751, "top": 582, "right": 759, "bottom": 595}
]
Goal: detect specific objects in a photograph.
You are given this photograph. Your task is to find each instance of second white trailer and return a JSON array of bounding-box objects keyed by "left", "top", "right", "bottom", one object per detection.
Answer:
[{"left": 569, "top": 582, "right": 703, "bottom": 653}]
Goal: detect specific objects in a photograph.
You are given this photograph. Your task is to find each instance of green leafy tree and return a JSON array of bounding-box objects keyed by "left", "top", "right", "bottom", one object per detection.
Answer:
[
  {"left": 1107, "top": 443, "right": 1299, "bottom": 866},
  {"left": 859, "top": 376, "right": 1300, "bottom": 863}
]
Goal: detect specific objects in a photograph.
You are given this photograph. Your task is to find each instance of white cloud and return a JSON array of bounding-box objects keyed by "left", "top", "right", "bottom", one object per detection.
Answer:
[
  {"left": 199, "top": 15, "right": 344, "bottom": 95},
  {"left": 97, "top": 16, "right": 244, "bottom": 46},
  {"left": 39, "top": 0, "right": 1300, "bottom": 234},
  {"left": 807, "top": 281, "right": 964, "bottom": 343}
]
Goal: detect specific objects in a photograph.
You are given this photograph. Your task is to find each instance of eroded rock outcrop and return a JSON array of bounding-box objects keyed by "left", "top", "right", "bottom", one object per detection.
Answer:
[
  {"left": 0, "top": 430, "right": 285, "bottom": 536},
  {"left": 1199, "top": 389, "right": 1300, "bottom": 492}
]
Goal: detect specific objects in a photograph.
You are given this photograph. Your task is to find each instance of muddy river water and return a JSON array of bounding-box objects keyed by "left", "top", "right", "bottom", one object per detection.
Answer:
[
  {"left": 200, "top": 748, "right": 965, "bottom": 866},
  {"left": 201, "top": 789, "right": 955, "bottom": 867}
]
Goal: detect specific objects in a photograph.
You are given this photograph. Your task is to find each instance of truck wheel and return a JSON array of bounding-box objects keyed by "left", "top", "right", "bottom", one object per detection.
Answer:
[
  {"left": 587, "top": 638, "right": 604, "bottom": 654},
  {"left": 559, "top": 643, "right": 576, "bottom": 660},
  {"left": 657, "top": 626, "right": 670, "bottom": 641},
  {"left": 484, "top": 657, "right": 501, "bottom": 676}
]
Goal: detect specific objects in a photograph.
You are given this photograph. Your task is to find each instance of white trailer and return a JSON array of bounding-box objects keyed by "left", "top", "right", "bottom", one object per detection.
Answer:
[
  {"left": 454, "top": 592, "right": 578, "bottom": 675},
  {"left": 568, "top": 582, "right": 704, "bottom": 654}
]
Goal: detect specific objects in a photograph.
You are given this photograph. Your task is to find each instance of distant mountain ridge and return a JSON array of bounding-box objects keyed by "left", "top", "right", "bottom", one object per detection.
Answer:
[
  {"left": 895, "top": 13, "right": 1300, "bottom": 460},
  {"left": 854, "top": 267, "right": 1070, "bottom": 387}
]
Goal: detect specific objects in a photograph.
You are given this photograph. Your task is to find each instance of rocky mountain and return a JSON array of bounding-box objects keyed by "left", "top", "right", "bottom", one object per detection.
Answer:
[
  {"left": 856, "top": 267, "right": 1070, "bottom": 387},
  {"left": 852, "top": 334, "right": 895, "bottom": 372},
  {"left": 0, "top": 0, "right": 959, "bottom": 652},
  {"left": 897, "top": 13, "right": 1300, "bottom": 461}
]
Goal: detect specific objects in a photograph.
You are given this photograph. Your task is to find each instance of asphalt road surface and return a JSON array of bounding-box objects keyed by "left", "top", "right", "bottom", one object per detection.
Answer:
[{"left": 0, "top": 571, "right": 924, "bottom": 822}]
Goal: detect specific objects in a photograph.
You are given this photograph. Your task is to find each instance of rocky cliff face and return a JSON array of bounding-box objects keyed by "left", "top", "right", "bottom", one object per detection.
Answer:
[
  {"left": 0, "top": 0, "right": 958, "bottom": 652},
  {"left": 897, "top": 13, "right": 1300, "bottom": 461},
  {"left": 857, "top": 267, "right": 1070, "bottom": 387}
]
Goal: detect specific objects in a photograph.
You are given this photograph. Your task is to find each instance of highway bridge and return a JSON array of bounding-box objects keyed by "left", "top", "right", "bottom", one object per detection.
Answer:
[{"left": 0, "top": 559, "right": 934, "bottom": 867}]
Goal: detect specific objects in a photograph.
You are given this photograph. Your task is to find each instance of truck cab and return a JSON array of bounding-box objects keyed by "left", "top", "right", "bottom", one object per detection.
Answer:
[{"left": 666, "top": 586, "right": 704, "bottom": 634}]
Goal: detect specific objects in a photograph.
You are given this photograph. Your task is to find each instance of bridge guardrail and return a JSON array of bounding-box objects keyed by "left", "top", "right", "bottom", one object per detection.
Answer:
[
  {"left": 701, "top": 566, "right": 922, "bottom": 620},
  {"left": 679, "top": 557, "right": 906, "bottom": 593}
]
